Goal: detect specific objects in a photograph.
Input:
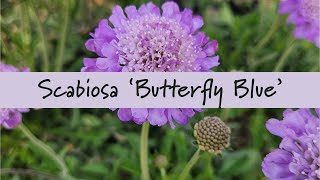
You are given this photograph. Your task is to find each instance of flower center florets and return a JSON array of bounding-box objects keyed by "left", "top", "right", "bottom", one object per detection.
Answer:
[
  {"left": 115, "top": 14, "right": 201, "bottom": 72},
  {"left": 301, "top": 0, "right": 320, "bottom": 22},
  {"left": 290, "top": 133, "right": 320, "bottom": 179}
]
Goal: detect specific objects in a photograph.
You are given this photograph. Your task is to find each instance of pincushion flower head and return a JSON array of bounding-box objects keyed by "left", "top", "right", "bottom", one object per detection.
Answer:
[
  {"left": 0, "top": 62, "right": 29, "bottom": 129},
  {"left": 279, "top": 0, "right": 320, "bottom": 47},
  {"left": 262, "top": 108, "right": 320, "bottom": 180},
  {"left": 83, "top": 2, "right": 219, "bottom": 128}
]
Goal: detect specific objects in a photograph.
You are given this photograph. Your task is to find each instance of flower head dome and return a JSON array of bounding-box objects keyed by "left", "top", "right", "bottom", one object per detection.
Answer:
[
  {"left": 279, "top": 0, "right": 320, "bottom": 47},
  {"left": 193, "top": 116, "right": 231, "bottom": 154},
  {"left": 83, "top": 2, "right": 219, "bottom": 128},
  {"left": 262, "top": 108, "right": 320, "bottom": 180},
  {"left": 0, "top": 62, "right": 29, "bottom": 129}
]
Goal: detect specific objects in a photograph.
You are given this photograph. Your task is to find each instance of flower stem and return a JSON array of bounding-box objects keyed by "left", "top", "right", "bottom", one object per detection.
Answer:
[
  {"left": 178, "top": 148, "right": 201, "bottom": 180},
  {"left": 18, "top": 124, "right": 72, "bottom": 179},
  {"left": 160, "top": 168, "right": 167, "bottom": 180},
  {"left": 54, "top": 0, "right": 70, "bottom": 72},
  {"left": 256, "top": 15, "right": 281, "bottom": 50},
  {"left": 248, "top": 15, "right": 281, "bottom": 70},
  {"left": 273, "top": 39, "right": 296, "bottom": 72},
  {"left": 28, "top": 0, "right": 50, "bottom": 72},
  {"left": 140, "top": 122, "right": 151, "bottom": 180}
]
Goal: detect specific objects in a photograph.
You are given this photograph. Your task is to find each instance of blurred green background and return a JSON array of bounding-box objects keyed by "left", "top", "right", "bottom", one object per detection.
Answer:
[{"left": 1, "top": 0, "right": 319, "bottom": 179}]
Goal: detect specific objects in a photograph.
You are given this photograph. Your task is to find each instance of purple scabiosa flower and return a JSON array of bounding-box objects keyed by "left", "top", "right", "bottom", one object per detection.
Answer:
[
  {"left": 83, "top": 2, "right": 219, "bottom": 128},
  {"left": 278, "top": 0, "right": 320, "bottom": 47},
  {"left": 0, "top": 62, "right": 30, "bottom": 129},
  {"left": 262, "top": 108, "right": 320, "bottom": 180}
]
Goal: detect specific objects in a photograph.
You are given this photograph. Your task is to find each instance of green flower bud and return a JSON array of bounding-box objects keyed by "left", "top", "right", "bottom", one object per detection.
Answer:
[
  {"left": 193, "top": 116, "right": 231, "bottom": 154},
  {"left": 155, "top": 154, "right": 168, "bottom": 169}
]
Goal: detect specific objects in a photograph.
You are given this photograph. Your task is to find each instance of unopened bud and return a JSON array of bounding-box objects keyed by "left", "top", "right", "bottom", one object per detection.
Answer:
[
  {"left": 194, "top": 116, "right": 231, "bottom": 154},
  {"left": 155, "top": 154, "right": 168, "bottom": 169}
]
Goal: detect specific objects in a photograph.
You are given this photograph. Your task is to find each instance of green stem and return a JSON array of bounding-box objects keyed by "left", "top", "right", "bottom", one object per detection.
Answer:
[
  {"left": 28, "top": 0, "right": 50, "bottom": 72},
  {"left": 256, "top": 15, "right": 281, "bottom": 50},
  {"left": 273, "top": 40, "right": 296, "bottom": 72},
  {"left": 178, "top": 148, "right": 201, "bottom": 180},
  {"left": 248, "top": 15, "right": 281, "bottom": 70},
  {"left": 18, "top": 124, "right": 72, "bottom": 179},
  {"left": 314, "top": 54, "right": 320, "bottom": 72},
  {"left": 140, "top": 122, "right": 151, "bottom": 180},
  {"left": 160, "top": 168, "right": 167, "bottom": 180},
  {"left": 206, "top": 153, "right": 214, "bottom": 179},
  {"left": 221, "top": 108, "right": 230, "bottom": 121},
  {"left": 54, "top": 1, "right": 70, "bottom": 72}
]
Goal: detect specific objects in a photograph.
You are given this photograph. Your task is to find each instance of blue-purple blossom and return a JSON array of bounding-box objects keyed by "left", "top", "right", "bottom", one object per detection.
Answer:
[
  {"left": 262, "top": 108, "right": 320, "bottom": 180},
  {"left": 83, "top": 2, "right": 219, "bottom": 128},
  {"left": 279, "top": 0, "right": 320, "bottom": 47},
  {"left": 0, "top": 62, "right": 30, "bottom": 129}
]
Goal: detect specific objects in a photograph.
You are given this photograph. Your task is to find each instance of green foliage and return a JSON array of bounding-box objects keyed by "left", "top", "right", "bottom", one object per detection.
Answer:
[{"left": 1, "top": 0, "right": 318, "bottom": 179}]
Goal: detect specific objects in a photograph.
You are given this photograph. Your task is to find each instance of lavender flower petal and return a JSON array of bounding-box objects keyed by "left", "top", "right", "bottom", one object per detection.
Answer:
[
  {"left": 278, "top": 0, "right": 320, "bottom": 47},
  {"left": 262, "top": 108, "right": 320, "bottom": 180},
  {"left": 0, "top": 62, "right": 29, "bottom": 129}
]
